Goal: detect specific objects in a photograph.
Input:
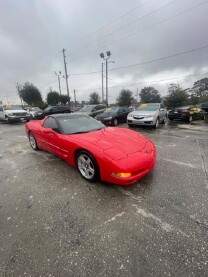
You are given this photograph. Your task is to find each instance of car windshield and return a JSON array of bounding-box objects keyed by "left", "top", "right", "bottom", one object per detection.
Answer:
[
  {"left": 136, "top": 104, "right": 160, "bottom": 111},
  {"left": 79, "top": 106, "right": 95, "bottom": 112},
  {"left": 104, "top": 107, "right": 119, "bottom": 114},
  {"left": 3, "top": 105, "right": 23, "bottom": 110},
  {"left": 58, "top": 115, "right": 105, "bottom": 134}
]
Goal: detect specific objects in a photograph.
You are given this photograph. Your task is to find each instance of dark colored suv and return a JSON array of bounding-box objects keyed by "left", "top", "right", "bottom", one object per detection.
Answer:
[{"left": 34, "top": 105, "right": 71, "bottom": 120}]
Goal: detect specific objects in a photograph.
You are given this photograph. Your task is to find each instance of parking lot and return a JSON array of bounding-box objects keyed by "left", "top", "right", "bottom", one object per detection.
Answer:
[{"left": 0, "top": 121, "right": 208, "bottom": 276}]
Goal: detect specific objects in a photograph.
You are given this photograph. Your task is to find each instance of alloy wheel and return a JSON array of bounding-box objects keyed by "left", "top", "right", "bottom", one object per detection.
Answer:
[{"left": 77, "top": 153, "right": 95, "bottom": 180}]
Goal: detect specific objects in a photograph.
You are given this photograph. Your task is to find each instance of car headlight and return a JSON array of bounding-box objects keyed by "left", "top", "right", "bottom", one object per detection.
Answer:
[
  {"left": 145, "top": 115, "right": 153, "bottom": 118},
  {"left": 128, "top": 114, "right": 133, "bottom": 118},
  {"left": 105, "top": 117, "right": 112, "bottom": 120},
  {"left": 7, "top": 113, "right": 13, "bottom": 116}
]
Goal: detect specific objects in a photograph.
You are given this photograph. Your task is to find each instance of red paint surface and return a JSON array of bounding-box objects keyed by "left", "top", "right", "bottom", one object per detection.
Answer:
[{"left": 25, "top": 119, "right": 156, "bottom": 185}]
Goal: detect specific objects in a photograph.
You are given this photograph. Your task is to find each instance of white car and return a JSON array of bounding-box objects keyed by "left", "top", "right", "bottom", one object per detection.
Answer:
[
  {"left": 127, "top": 103, "right": 167, "bottom": 129},
  {"left": 26, "top": 107, "right": 42, "bottom": 119},
  {"left": 0, "top": 105, "right": 30, "bottom": 123}
]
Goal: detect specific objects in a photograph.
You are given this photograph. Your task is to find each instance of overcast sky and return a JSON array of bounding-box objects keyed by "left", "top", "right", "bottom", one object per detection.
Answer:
[{"left": 1, "top": 0, "right": 208, "bottom": 104}]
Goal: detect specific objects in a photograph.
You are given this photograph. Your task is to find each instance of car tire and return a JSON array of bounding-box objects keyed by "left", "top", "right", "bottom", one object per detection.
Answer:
[
  {"left": 161, "top": 116, "right": 167, "bottom": 124},
  {"left": 188, "top": 115, "right": 193, "bottom": 123},
  {"left": 154, "top": 118, "right": 159, "bottom": 129},
  {"left": 5, "top": 116, "right": 10, "bottom": 123},
  {"left": 76, "top": 150, "right": 99, "bottom": 182},
  {"left": 29, "top": 132, "right": 39, "bottom": 151},
  {"left": 113, "top": 118, "right": 118, "bottom": 126}
]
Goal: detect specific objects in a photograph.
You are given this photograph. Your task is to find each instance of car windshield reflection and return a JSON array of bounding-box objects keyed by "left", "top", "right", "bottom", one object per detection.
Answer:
[{"left": 58, "top": 115, "right": 105, "bottom": 134}]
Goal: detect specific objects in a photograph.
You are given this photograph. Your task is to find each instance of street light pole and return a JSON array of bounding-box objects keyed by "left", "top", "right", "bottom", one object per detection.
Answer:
[
  {"left": 101, "top": 63, "right": 104, "bottom": 103},
  {"left": 106, "top": 59, "right": 108, "bottom": 106},
  {"left": 100, "top": 51, "right": 114, "bottom": 107}
]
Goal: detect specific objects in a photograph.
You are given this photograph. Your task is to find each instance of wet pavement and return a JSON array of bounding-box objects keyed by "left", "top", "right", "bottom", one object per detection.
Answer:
[{"left": 0, "top": 120, "right": 208, "bottom": 277}]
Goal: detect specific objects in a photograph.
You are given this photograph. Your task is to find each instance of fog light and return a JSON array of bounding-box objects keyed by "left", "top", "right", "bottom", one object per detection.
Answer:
[{"left": 112, "top": 172, "right": 132, "bottom": 178}]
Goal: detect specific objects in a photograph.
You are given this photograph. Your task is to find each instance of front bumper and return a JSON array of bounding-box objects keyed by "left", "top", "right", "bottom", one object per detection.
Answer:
[
  {"left": 168, "top": 113, "right": 189, "bottom": 120},
  {"left": 101, "top": 141, "right": 156, "bottom": 186},
  {"left": 97, "top": 118, "right": 112, "bottom": 125},
  {"left": 127, "top": 116, "right": 155, "bottom": 126},
  {"left": 7, "top": 115, "right": 30, "bottom": 121}
]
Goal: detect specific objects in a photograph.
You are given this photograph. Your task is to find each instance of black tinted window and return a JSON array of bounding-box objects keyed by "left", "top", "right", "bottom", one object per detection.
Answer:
[{"left": 43, "top": 117, "right": 58, "bottom": 129}]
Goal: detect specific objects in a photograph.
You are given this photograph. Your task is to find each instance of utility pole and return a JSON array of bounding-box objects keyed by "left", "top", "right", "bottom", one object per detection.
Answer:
[
  {"left": 62, "top": 48, "right": 70, "bottom": 108},
  {"left": 136, "top": 88, "right": 139, "bottom": 103},
  {"left": 54, "top": 71, "right": 62, "bottom": 96},
  {"left": 74, "top": 89, "right": 77, "bottom": 109},
  {"left": 16, "top": 83, "right": 23, "bottom": 106},
  {"left": 5, "top": 92, "right": 9, "bottom": 104},
  {"left": 101, "top": 63, "right": 104, "bottom": 103}
]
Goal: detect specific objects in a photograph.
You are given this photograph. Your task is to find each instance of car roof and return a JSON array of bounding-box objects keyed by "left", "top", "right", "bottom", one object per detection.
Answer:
[{"left": 48, "top": 113, "right": 88, "bottom": 118}]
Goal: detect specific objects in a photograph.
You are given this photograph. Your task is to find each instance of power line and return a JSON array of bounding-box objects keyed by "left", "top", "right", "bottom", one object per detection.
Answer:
[
  {"left": 73, "top": 71, "right": 208, "bottom": 92},
  {"left": 68, "top": 44, "right": 208, "bottom": 76},
  {"left": 69, "top": 0, "right": 178, "bottom": 55},
  {"left": 69, "top": 0, "right": 208, "bottom": 63},
  {"left": 66, "top": 0, "right": 153, "bottom": 51}
]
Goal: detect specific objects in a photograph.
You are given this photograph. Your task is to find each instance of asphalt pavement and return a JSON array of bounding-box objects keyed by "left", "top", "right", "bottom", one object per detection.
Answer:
[{"left": 0, "top": 120, "right": 208, "bottom": 277}]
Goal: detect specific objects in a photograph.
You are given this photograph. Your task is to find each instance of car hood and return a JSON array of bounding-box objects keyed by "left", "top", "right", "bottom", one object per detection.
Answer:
[
  {"left": 96, "top": 112, "right": 115, "bottom": 119},
  {"left": 129, "top": 110, "right": 157, "bottom": 116},
  {"left": 5, "top": 109, "right": 27, "bottom": 113},
  {"left": 71, "top": 127, "right": 148, "bottom": 159}
]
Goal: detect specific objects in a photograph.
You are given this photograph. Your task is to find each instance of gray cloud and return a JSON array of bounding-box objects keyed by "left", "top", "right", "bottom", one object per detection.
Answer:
[{"left": 0, "top": 0, "right": 208, "bottom": 104}]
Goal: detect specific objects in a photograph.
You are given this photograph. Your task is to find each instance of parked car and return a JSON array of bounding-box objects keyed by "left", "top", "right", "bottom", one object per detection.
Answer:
[
  {"left": 26, "top": 107, "right": 43, "bottom": 119},
  {"left": 127, "top": 103, "right": 167, "bottom": 129},
  {"left": 34, "top": 105, "right": 71, "bottom": 120},
  {"left": 25, "top": 114, "right": 156, "bottom": 186},
  {"left": 0, "top": 104, "right": 30, "bottom": 123},
  {"left": 168, "top": 105, "right": 205, "bottom": 122},
  {"left": 76, "top": 104, "right": 106, "bottom": 117},
  {"left": 95, "top": 106, "right": 131, "bottom": 126}
]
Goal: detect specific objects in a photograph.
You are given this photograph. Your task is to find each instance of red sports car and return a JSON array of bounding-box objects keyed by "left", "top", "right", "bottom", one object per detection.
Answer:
[{"left": 25, "top": 114, "right": 156, "bottom": 186}]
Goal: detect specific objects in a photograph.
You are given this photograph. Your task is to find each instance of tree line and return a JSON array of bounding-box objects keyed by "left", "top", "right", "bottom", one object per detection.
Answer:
[{"left": 18, "top": 78, "right": 208, "bottom": 108}]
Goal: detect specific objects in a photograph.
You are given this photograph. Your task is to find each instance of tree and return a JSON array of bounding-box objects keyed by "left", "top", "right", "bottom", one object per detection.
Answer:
[
  {"left": 192, "top": 78, "right": 208, "bottom": 98},
  {"left": 60, "top": 95, "right": 70, "bottom": 105},
  {"left": 139, "top": 86, "right": 161, "bottom": 103},
  {"left": 19, "top": 82, "right": 43, "bottom": 106},
  {"left": 116, "top": 89, "right": 134, "bottom": 107},
  {"left": 163, "top": 84, "right": 189, "bottom": 108},
  {"left": 89, "top": 92, "right": 100, "bottom": 104},
  {"left": 46, "top": 91, "right": 60, "bottom": 106},
  {"left": 190, "top": 78, "right": 208, "bottom": 104}
]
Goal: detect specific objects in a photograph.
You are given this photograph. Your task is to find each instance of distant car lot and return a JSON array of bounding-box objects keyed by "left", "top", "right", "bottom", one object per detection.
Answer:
[{"left": 0, "top": 120, "right": 208, "bottom": 276}]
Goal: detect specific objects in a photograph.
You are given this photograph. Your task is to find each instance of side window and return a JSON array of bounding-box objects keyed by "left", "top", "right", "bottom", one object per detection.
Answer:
[
  {"left": 92, "top": 106, "right": 98, "bottom": 111},
  {"left": 43, "top": 117, "right": 58, "bottom": 129},
  {"left": 160, "top": 104, "right": 164, "bottom": 109},
  {"left": 51, "top": 107, "right": 59, "bottom": 112},
  {"left": 0, "top": 106, "right": 3, "bottom": 112}
]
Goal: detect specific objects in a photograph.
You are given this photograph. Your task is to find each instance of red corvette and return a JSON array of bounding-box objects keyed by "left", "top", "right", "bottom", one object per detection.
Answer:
[{"left": 25, "top": 114, "right": 156, "bottom": 186}]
